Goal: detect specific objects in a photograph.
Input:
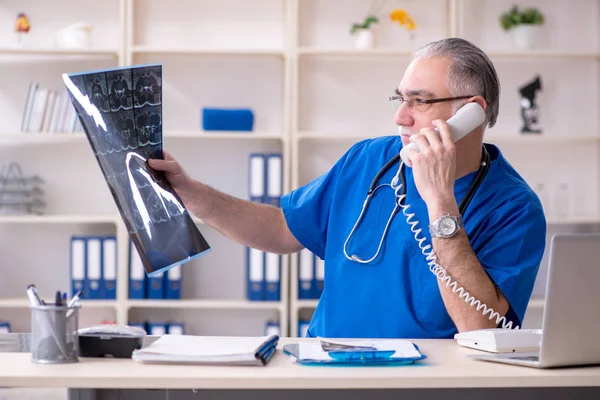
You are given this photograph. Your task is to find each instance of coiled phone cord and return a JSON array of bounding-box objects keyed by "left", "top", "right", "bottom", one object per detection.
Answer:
[{"left": 390, "top": 161, "right": 519, "bottom": 330}]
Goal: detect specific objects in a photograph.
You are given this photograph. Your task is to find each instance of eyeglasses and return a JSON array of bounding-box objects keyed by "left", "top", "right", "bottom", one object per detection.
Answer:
[{"left": 389, "top": 94, "right": 475, "bottom": 113}]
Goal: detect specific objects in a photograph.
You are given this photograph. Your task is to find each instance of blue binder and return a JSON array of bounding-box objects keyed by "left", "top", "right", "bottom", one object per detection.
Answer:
[
  {"left": 249, "top": 153, "right": 266, "bottom": 203},
  {"left": 70, "top": 236, "right": 86, "bottom": 298},
  {"left": 0, "top": 321, "right": 10, "bottom": 333},
  {"left": 298, "top": 319, "right": 310, "bottom": 338},
  {"left": 147, "top": 322, "right": 167, "bottom": 336},
  {"left": 265, "top": 153, "right": 282, "bottom": 208},
  {"left": 85, "top": 237, "right": 103, "bottom": 299},
  {"left": 167, "top": 323, "right": 185, "bottom": 335},
  {"left": 247, "top": 247, "right": 265, "bottom": 301},
  {"left": 265, "top": 320, "right": 280, "bottom": 337},
  {"left": 128, "top": 322, "right": 147, "bottom": 333},
  {"left": 102, "top": 236, "right": 117, "bottom": 299},
  {"left": 147, "top": 271, "right": 165, "bottom": 299},
  {"left": 129, "top": 242, "right": 146, "bottom": 299},
  {"left": 165, "top": 265, "right": 181, "bottom": 299},
  {"left": 264, "top": 252, "right": 280, "bottom": 301},
  {"left": 298, "top": 249, "right": 315, "bottom": 299},
  {"left": 315, "top": 257, "right": 325, "bottom": 298}
]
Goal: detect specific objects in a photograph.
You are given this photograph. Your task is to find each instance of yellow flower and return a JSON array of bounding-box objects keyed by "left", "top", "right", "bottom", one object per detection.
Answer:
[{"left": 390, "top": 9, "right": 416, "bottom": 31}]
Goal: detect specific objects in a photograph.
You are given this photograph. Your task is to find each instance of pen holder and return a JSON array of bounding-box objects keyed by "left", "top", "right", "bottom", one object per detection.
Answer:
[{"left": 30, "top": 304, "right": 80, "bottom": 364}]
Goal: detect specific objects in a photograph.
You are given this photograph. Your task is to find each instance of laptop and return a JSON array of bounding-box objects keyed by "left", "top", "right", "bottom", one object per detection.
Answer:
[{"left": 470, "top": 233, "right": 600, "bottom": 368}]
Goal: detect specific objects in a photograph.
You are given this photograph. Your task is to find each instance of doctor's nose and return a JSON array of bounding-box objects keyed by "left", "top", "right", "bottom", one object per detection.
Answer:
[{"left": 394, "top": 100, "right": 414, "bottom": 127}]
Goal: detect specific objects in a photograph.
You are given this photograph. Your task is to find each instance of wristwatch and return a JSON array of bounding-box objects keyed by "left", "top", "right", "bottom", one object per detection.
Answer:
[{"left": 429, "top": 214, "right": 464, "bottom": 238}]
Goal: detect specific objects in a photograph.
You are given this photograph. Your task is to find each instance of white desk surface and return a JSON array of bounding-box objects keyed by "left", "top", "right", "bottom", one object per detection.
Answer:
[{"left": 1, "top": 338, "right": 600, "bottom": 390}]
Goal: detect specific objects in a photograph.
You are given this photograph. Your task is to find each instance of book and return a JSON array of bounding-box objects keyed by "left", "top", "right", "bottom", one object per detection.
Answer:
[{"left": 131, "top": 334, "right": 279, "bottom": 366}]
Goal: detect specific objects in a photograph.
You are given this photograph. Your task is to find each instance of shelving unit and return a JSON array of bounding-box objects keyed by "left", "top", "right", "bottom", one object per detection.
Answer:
[{"left": 0, "top": 0, "right": 598, "bottom": 339}]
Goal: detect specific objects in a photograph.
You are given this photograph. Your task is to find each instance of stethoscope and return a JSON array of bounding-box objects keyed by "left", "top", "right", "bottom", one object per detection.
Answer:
[{"left": 343, "top": 145, "right": 491, "bottom": 264}]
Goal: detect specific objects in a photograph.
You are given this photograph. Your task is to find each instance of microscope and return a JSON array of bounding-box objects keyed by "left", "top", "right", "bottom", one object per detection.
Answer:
[{"left": 519, "top": 75, "right": 542, "bottom": 134}]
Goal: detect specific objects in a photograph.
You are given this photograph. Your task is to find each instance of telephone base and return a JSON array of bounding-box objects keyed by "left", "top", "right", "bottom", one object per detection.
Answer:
[{"left": 454, "top": 328, "right": 542, "bottom": 353}]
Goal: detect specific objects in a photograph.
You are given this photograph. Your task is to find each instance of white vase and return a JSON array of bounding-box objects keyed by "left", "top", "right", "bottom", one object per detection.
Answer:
[
  {"left": 56, "top": 22, "right": 94, "bottom": 49},
  {"left": 512, "top": 25, "right": 542, "bottom": 50},
  {"left": 354, "top": 29, "right": 375, "bottom": 50}
]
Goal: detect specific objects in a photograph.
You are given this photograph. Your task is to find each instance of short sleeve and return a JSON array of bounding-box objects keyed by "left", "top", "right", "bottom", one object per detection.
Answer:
[
  {"left": 477, "top": 200, "right": 547, "bottom": 325},
  {"left": 281, "top": 144, "right": 359, "bottom": 259}
]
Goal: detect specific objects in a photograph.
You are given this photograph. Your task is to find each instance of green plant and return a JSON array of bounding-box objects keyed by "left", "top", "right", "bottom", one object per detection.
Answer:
[
  {"left": 500, "top": 5, "right": 544, "bottom": 31},
  {"left": 350, "top": 15, "right": 379, "bottom": 34}
]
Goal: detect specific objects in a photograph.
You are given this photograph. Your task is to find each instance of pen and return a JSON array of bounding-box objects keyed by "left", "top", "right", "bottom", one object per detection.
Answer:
[
  {"left": 55, "top": 291, "right": 62, "bottom": 306},
  {"left": 67, "top": 290, "right": 82, "bottom": 308},
  {"left": 26, "top": 285, "right": 42, "bottom": 307},
  {"left": 66, "top": 291, "right": 82, "bottom": 318}
]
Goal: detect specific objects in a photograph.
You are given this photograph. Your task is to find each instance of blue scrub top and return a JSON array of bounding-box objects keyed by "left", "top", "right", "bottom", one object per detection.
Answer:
[{"left": 281, "top": 136, "right": 546, "bottom": 339}]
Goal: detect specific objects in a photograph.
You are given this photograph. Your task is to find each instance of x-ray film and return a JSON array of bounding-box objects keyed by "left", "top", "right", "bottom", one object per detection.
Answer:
[{"left": 62, "top": 64, "right": 211, "bottom": 277}]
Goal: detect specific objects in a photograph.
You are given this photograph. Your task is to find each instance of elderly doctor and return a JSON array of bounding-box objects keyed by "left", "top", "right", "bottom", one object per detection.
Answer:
[{"left": 149, "top": 37, "right": 547, "bottom": 339}]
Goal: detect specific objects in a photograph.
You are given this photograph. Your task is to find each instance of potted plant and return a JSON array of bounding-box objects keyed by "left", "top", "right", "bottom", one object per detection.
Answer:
[
  {"left": 500, "top": 5, "right": 545, "bottom": 50},
  {"left": 350, "top": 15, "right": 379, "bottom": 49},
  {"left": 350, "top": 2, "right": 416, "bottom": 50}
]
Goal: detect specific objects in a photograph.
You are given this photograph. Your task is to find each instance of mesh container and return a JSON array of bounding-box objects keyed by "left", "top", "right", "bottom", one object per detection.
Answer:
[{"left": 30, "top": 304, "right": 80, "bottom": 364}]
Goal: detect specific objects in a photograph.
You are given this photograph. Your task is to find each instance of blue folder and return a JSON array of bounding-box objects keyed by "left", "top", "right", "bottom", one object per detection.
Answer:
[{"left": 283, "top": 340, "right": 426, "bottom": 366}]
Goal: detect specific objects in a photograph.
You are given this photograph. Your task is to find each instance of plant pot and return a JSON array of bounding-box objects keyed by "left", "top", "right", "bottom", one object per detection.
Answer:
[
  {"left": 56, "top": 22, "right": 94, "bottom": 49},
  {"left": 354, "top": 29, "right": 375, "bottom": 50},
  {"left": 512, "top": 25, "right": 542, "bottom": 50}
]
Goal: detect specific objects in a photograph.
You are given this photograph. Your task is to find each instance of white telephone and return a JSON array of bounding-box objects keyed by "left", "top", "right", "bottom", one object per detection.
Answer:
[{"left": 399, "top": 102, "right": 486, "bottom": 166}]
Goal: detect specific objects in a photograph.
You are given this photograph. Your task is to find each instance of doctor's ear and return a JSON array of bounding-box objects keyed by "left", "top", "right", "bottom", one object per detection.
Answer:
[{"left": 470, "top": 96, "right": 487, "bottom": 112}]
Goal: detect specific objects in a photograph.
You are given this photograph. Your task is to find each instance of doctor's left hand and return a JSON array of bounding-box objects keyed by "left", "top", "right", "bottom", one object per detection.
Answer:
[{"left": 407, "top": 119, "right": 457, "bottom": 208}]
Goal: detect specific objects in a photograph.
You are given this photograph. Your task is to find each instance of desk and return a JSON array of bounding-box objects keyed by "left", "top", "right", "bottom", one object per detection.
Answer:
[{"left": 1, "top": 337, "right": 600, "bottom": 400}]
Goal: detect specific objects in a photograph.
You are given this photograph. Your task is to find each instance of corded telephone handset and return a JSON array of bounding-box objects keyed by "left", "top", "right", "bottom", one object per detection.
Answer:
[
  {"left": 393, "top": 102, "right": 527, "bottom": 351},
  {"left": 399, "top": 102, "right": 486, "bottom": 166}
]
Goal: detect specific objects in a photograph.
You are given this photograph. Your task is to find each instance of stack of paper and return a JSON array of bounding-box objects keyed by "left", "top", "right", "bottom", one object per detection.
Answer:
[
  {"left": 284, "top": 338, "right": 426, "bottom": 366},
  {"left": 132, "top": 334, "right": 279, "bottom": 366}
]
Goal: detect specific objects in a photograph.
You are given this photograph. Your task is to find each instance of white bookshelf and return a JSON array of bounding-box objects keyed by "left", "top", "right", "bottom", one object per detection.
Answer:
[{"left": 0, "top": 0, "right": 598, "bottom": 340}]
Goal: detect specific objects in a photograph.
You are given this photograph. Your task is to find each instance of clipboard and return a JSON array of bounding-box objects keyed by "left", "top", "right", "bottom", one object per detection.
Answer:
[{"left": 283, "top": 340, "right": 426, "bottom": 367}]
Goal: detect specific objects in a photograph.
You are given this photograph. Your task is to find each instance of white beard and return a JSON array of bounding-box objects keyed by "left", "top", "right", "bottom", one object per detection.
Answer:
[{"left": 398, "top": 126, "right": 415, "bottom": 137}]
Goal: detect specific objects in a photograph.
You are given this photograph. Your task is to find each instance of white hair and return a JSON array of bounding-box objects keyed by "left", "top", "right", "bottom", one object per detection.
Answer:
[{"left": 413, "top": 38, "right": 501, "bottom": 128}]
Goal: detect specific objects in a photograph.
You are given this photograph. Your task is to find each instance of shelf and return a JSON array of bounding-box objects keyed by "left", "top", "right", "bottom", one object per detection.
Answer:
[
  {"left": 294, "top": 299, "right": 319, "bottom": 309},
  {"left": 546, "top": 215, "right": 600, "bottom": 224},
  {"left": 486, "top": 50, "right": 600, "bottom": 59},
  {"left": 485, "top": 135, "right": 600, "bottom": 144},
  {"left": 296, "top": 131, "right": 600, "bottom": 144},
  {"left": 297, "top": 50, "right": 600, "bottom": 60},
  {"left": 0, "top": 214, "right": 118, "bottom": 224},
  {"left": 131, "top": 46, "right": 284, "bottom": 57},
  {"left": 0, "top": 298, "right": 117, "bottom": 309},
  {"left": 127, "top": 299, "right": 283, "bottom": 311},
  {"left": 0, "top": 132, "right": 87, "bottom": 145},
  {"left": 0, "top": 47, "right": 119, "bottom": 57},
  {"left": 165, "top": 131, "right": 284, "bottom": 140},
  {"left": 297, "top": 48, "right": 413, "bottom": 57},
  {"left": 296, "top": 132, "right": 383, "bottom": 141},
  {"left": 293, "top": 299, "right": 545, "bottom": 312},
  {"left": 0, "top": 131, "right": 284, "bottom": 145}
]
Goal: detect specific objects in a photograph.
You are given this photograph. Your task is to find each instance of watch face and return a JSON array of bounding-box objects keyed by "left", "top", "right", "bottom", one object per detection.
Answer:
[{"left": 438, "top": 218, "right": 457, "bottom": 236}]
